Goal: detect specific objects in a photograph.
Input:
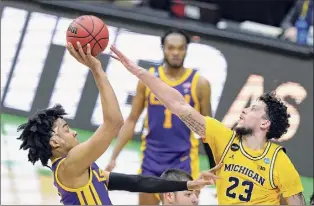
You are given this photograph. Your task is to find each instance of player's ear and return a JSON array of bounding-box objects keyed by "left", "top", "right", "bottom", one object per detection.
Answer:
[
  {"left": 260, "top": 118, "right": 271, "bottom": 130},
  {"left": 49, "top": 135, "right": 61, "bottom": 149},
  {"left": 164, "top": 192, "right": 175, "bottom": 203}
]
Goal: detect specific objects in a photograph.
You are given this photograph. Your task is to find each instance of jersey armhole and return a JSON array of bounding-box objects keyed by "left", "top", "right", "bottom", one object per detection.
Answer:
[
  {"left": 54, "top": 158, "right": 93, "bottom": 192},
  {"left": 216, "top": 131, "right": 237, "bottom": 165},
  {"left": 269, "top": 146, "right": 285, "bottom": 189},
  {"left": 145, "top": 67, "right": 156, "bottom": 97}
]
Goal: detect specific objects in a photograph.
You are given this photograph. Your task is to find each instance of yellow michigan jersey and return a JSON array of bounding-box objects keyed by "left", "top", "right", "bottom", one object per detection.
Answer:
[{"left": 203, "top": 117, "right": 303, "bottom": 205}]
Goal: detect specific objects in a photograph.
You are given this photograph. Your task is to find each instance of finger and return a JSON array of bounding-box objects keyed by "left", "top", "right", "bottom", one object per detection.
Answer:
[
  {"left": 110, "top": 54, "right": 121, "bottom": 61},
  {"left": 210, "top": 162, "right": 223, "bottom": 173},
  {"left": 86, "top": 43, "right": 92, "bottom": 57},
  {"left": 76, "top": 41, "right": 86, "bottom": 60},
  {"left": 202, "top": 172, "right": 221, "bottom": 180},
  {"left": 110, "top": 45, "right": 126, "bottom": 61},
  {"left": 67, "top": 42, "right": 81, "bottom": 60}
]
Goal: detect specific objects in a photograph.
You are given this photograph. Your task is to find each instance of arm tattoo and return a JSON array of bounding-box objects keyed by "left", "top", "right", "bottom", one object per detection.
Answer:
[
  {"left": 289, "top": 192, "right": 306, "bottom": 205},
  {"left": 180, "top": 114, "right": 205, "bottom": 137}
]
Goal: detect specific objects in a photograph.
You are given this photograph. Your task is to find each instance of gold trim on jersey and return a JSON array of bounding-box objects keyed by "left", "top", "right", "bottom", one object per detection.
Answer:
[
  {"left": 189, "top": 71, "right": 201, "bottom": 179},
  {"left": 239, "top": 140, "right": 271, "bottom": 161},
  {"left": 269, "top": 146, "right": 283, "bottom": 189},
  {"left": 217, "top": 131, "right": 237, "bottom": 165},
  {"left": 138, "top": 67, "right": 155, "bottom": 174},
  {"left": 51, "top": 157, "right": 62, "bottom": 165},
  {"left": 190, "top": 72, "right": 200, "bottom": 110},
  {"left": 158, "top": 66, "right": 193, "bottom": 86}
]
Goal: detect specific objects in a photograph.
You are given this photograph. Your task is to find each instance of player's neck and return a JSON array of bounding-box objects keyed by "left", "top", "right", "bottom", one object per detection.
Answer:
[
  {"left": 242, "top": 134, "right": 267, "bottom": 150},
  {"left": 163, "top": 64, "right": 185, "bottom": 77}
]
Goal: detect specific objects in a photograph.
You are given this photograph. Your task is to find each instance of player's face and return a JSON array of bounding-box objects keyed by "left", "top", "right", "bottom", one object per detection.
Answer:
[
  {"left": 163, "top": 33, "right": 187, "bottom": 69},
  {"left": 236, "top": 100, "right": 270, "bottom": 135},
  {"left": 174, "top": 190, "right": 199, "bottom": 205},
  {"left": 50, "top": 118, "right": 79, "bottom": 151}
]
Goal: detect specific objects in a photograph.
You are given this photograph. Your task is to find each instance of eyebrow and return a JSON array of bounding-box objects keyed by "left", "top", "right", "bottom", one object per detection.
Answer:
[{"left": 62, "top": 123, "right": 68, "bottom": 128}]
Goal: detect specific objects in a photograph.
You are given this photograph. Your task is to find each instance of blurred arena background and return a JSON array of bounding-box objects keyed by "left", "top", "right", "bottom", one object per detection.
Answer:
[{"left": 1, "top": 0, "right": 313, "bottom": 205}]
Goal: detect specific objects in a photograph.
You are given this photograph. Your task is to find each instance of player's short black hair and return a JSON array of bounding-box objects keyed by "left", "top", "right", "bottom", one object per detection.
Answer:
[
  {"left": 159, "top": 169, "right": 193, "bottom": 202},
  {"left": 161, "top": 28, "right": 191, "bottom": 46},
  {"left": 258, "top": 91, "right": 290, "bottom": 140},
  {"left": 17, "top": 104, "right": 66, "bottom": 167}
]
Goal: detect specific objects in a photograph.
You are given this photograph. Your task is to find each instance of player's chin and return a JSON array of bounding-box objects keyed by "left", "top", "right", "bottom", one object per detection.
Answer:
[{"left": 169, "top": 61, "right": 183, "bottom": 68}]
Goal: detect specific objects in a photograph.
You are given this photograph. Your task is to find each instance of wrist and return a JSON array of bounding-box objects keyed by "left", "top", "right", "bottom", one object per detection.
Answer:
[
  {"left": 90, "top": 64, "right": 102, "bottom": 73},
  {"left": 187, "top": 181, "right": 192, "bottom": 190},
  {"left": 134, "top": 66, "right": 145, "bottom": 77}
]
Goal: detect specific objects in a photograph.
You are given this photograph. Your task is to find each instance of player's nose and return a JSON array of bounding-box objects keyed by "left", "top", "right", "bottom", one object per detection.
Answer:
[
  {"left": 73, "top": 131, "right": 78, "bottom": 138},
  {"left": 192, "top": 194, "right": 199, "bottom": 205}
]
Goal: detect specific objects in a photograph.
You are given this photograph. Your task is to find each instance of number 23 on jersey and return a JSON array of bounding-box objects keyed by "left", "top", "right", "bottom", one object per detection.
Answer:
[{"left": 226, "top": 176, "right": 254, "bottom": 202}]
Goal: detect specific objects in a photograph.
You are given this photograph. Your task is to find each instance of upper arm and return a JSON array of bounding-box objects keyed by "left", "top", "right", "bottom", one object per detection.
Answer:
[
  {"left": 285, "top": 192, "right": 306, "bottom": 205},
  {"left": 274, "top": 151, "right": 304, "bottom": 204},
  {"left": 61, "top": 123, "right": 123, "bottom": 177},
  {"left": 127, "top": 80, "right": 146, "bottom": 122},
  {"left": 197, "top": 76, "right": 212, "bottom": 117}
]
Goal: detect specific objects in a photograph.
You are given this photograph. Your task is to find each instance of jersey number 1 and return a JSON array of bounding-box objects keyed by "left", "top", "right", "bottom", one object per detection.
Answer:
[
  {"left": 163, "top": 95, "right": 191, "bottom": 129},
  {"left": 226, "top": 176, "right": 254, "bottom": 202},
  {"left": 163, "top": 109, "right": 172, "bottom": 128}
]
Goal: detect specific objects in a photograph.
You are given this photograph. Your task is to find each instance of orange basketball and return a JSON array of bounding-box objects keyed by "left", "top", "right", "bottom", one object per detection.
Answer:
[{"left": 66, "top": 15, "right": 109, "bottom": 56}]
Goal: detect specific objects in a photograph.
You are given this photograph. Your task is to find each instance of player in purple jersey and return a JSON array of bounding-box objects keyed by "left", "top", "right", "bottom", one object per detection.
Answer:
[
  {"left": 17, "top": 42, "right": 219, "bottom": 205},
  {"left": 106, "top": 29, "right": 215, "bottom": 205}
]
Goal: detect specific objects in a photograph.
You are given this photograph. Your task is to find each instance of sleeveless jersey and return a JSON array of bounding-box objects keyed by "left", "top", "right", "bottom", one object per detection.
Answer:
[
  {"left": 51, "top": 157, "right": 112, "bottom": 205},
  {"left": 140, "top": 66, "right": 200, "bottom": 178},
  {"left": 203, "top": 117, "right": 303, "bottom": 205},
  {"left": 216, "top": 134, "right": 285, "bottom": 205}
]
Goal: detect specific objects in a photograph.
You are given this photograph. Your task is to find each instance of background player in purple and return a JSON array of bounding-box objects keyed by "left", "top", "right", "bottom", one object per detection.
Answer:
[
  {"left": 106, "top": 29, "right": 215, "bottom": 205},
  {"left": 16, "top": 42, "right": 218, "bottom": 205}
]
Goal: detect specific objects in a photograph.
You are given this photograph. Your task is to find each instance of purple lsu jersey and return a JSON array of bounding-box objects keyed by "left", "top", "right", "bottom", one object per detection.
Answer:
[
  {"left": 140, "top": 66, "right": 200, "bottom": 179},
  {"left": 51, "top": 157, "right": 112, "bottom": 205}
]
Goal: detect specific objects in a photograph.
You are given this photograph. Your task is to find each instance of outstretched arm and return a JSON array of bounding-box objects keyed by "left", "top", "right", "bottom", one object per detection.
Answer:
[
  {"left": 110, "top": 45, "right": 206, "bottom": 137},
  {"left": 61, "top": 43, "right": 123, "bottom": 177},
  {"left": 103, "top": 169, "right": 219, "bottom": 193}
]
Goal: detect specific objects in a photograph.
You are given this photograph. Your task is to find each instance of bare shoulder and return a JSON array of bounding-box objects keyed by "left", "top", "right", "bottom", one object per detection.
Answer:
[{"left": 197, "top": 75, "right": 210, "bottom": 88}]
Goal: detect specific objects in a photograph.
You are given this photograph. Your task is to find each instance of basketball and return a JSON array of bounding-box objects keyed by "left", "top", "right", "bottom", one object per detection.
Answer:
[{"left": 66, "top": 15, "right": 109, "bottom": 56}]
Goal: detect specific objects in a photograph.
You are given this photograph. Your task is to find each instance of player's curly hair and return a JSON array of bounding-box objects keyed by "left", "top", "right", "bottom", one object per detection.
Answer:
[
  {"left": 161, "top": 28, "right": 190, "bottom": 46},
  {"left": 258, "top": 91, "right": 290, "bottom": 140},
  {"left": 17, "top": 104, "right": 66, "bottom": 167}
]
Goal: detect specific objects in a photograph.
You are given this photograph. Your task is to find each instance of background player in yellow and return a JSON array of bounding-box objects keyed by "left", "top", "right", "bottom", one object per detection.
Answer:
[
  {"left": 106, "top": 29, "right": 215, "bottom": 205},
  {"left": 110, "top": 45, "right": 306, "bottom": 205}
]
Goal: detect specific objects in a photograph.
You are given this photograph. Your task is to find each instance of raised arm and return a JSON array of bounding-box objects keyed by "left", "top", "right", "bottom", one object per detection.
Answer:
[
  {"left": 110, "top": 45, "right": 206, "bottom": 137},
  {"left": 106, "top": 81, "right": 146, "bottom": 171},
  {"left": 61, "top": 43, "right": 123, "bottom": 177}
]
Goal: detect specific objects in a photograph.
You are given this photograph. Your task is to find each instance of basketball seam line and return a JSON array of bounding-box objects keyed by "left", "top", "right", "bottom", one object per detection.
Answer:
[
  {"left": 89, "top": 16, "right": 105, "bottom": 52},
  {"left": 73, "top": 18, "right": 103, "bottom": 52}
]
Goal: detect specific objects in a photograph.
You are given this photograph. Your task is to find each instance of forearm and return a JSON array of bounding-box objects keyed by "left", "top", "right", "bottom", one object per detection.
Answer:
[
  {"left": 111, "top": 120, "right": 136, "bottom": 160},
  {"left": 92, "top": 67, "right": 123, "bottom": 123},
  {"left": 132, "top": 67, "right": 186, "bottom": 116},
  {"left": 107, "top": 172, "right": 188, "bottom": 193}
]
